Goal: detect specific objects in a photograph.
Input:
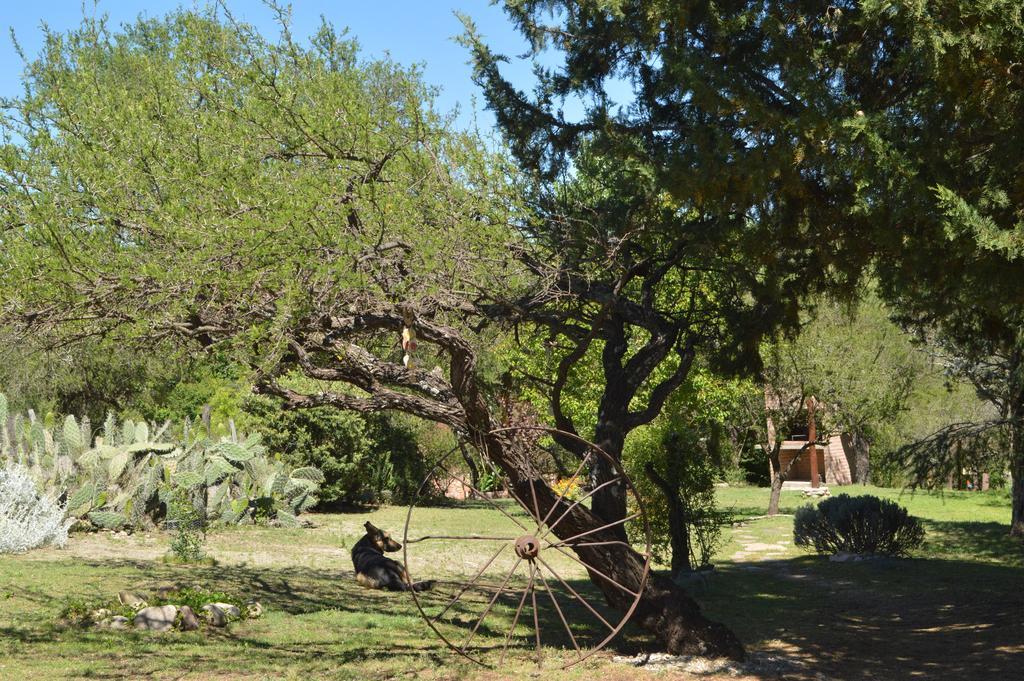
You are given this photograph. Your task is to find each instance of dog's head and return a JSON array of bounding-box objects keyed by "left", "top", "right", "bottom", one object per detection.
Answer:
[{"left": 364, "top": 521, "right": 402, "bottom": 552}]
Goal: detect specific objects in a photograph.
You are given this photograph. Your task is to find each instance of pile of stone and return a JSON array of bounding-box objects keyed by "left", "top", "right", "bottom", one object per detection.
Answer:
[
  {"left": 90, "top": 590, "right": 262, "bottom": 632},
  {"left": 611, "top": 651, "right": 821, "bottom": 678}
]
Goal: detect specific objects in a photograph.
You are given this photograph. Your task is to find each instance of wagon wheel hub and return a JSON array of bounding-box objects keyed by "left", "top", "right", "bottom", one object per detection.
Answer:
[{"left": 514, "top": 535, "right": 541, "bottom": 560}]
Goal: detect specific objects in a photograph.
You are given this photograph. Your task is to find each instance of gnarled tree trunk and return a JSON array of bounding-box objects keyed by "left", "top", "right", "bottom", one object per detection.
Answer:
[
  {"left": 487, "top": 433, "right": 743, "bottom": 659},
  {"left": 846, "top": 432, "right": 871, "bottom": 485},
  {"left": 644, "top": 462, "right": 692, "bottom": 575},
  {"left": 259, "top": 310, "right": 745, "bottom": 659}
]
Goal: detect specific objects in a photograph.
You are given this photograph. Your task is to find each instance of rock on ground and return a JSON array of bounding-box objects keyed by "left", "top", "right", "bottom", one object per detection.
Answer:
[
  {"left": 133, "top": 605, "right": 178, "bottom": 632},
  {"left": 118, "top": 591, "right": 147, "bottom": 609},
  {"left": 611, "top": 652, "right": 822, "bottom": 678},
  {"left": 178, "top": 605, "right": 200, "bottom": 631},
  {"left": 209, "top": 602, "right": 241, "bottom": 618},
  {"left": 107, "top": 616, "right": 130, "bottom": 630},
  {"left": 245, "top": 601, "right": 263, "bottom": 618},
  {"left": 201, "top": 603, "right": 240, "bottom": 627}
]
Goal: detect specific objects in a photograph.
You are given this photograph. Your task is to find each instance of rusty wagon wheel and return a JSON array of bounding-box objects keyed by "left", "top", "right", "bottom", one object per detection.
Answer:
[{"left": 402, "top": 426, "right": 652, "bottom": 669}]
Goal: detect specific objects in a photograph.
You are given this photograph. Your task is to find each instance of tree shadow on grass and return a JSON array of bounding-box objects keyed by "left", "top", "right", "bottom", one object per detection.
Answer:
[
  {"left": 699, "top": 554, "right": 1024, "bottom": 681},
  {"left": 3, "top": 556, "right": 652, "bottom": 674},
  {"left": 921, "top": 519, "right": 1024, "bottom": 565}
]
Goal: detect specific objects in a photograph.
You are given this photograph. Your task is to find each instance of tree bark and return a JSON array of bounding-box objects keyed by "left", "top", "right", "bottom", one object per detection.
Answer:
[
  {"left": 1010, "top": 405, "right": 1024, "bottom": 538},
  {"left": 767, "top": 442, "right": 784, "bottom": 516},
  {"left": 498, "top": 448, "right": 744, "bottom": 659},
  {"left": 1011, "top": 447, "right": 1024, "bottom": 537},
  {"left": 644, "top": 462, "right": 691, "bottom": 574},
  {"left": 457, "top": 440, "right": 480, "bottom": 488},
  {"left": 767, "top": 441, "right": 817, "bottom": 515},
  {"left": 847, "top": 432, "right": 871, "bottom": 485},
  {"left": 767, "top": 471, "right": 784, "bottom": 516},
  {"left": 592, "top": 424, "right": 629, "bottom": 542}
]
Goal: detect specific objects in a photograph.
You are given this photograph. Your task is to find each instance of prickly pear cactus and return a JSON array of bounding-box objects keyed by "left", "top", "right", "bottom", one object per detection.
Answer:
[{"left": 0, "top": 399, "right": 323, "bottom": 530}]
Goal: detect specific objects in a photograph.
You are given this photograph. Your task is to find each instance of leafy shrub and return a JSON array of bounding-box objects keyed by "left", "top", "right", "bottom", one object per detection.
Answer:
[
  {"left": 149, "top": 587, "right": 245, "bottom": 614},
  {"left": 244, "top": 398, "right": 372, "bottom": 505},
  {"left": 166, "top": 489, "right": 206, "bottom": 563},
  {"left": 60, "top": 587, "right": 249, "bottom": 626},
  {"left": 363, "top": 414, "right": 426, "bottom": 504},
  {"left": 244, "top": 397, "right": 422, "bottom": 506},
  {"left": 477, "top": 470, "right": 502, "bottom": 494},
  {"left": 0, "top": 465, "right": 72, "bottom": 554},
  {"left": 626, "top": 420, "right": 726, "bottom": 570},
  {"left": 736, "top": 443, "right": 770, "bottom": 486},
  {"left": 59, "top": 598, "right": 136, "bottom": 626},
  {"left": 794, "top": 494, "right": 925, "bottom": 557}
]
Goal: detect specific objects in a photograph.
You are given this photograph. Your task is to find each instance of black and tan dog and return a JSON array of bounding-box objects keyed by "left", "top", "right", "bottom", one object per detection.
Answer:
[{"left": 351, "top": 521, "right": 434, "bottom": 592}]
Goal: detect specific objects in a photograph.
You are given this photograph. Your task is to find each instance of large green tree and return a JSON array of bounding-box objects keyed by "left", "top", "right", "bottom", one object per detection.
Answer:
[
  {"left": 755, "top": 295, "right": 925, "bottom": 514},
  {"left": 839, "top": 0, "right": 1024, "bottom": 535},
  {"left": 460, "top": 0, "right": 882, "bottom": 654},
  {"left": 0, "top": 8, "right": 746, "bottom": 656}
]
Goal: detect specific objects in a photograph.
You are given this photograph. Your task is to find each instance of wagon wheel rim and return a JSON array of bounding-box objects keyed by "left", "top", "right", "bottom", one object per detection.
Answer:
[{"left": 403, "top": 426, "right": 653, "bottom": 669}]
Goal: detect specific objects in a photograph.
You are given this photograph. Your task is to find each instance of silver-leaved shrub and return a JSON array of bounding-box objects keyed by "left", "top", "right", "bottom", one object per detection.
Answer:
[{"left": 0, "top": 465, "right": 73, "bottom": 554}]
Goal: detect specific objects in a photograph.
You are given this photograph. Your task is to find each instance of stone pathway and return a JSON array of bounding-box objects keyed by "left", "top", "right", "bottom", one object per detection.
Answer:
[{"left": 731, "top": 529, "right": 792, "bottom": 561}]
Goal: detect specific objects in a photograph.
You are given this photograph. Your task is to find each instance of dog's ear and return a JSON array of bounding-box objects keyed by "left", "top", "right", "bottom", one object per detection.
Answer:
[{"left": 364, "top": 521, "right": 378, "bottom": 533}]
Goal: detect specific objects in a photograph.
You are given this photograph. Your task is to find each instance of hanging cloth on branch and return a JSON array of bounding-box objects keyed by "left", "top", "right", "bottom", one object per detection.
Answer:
[{"left": 401, "top": 309, "right": 417, "bottom": 370}]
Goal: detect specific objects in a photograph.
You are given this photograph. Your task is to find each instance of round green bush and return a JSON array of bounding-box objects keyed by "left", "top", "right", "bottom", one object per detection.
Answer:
[{"left": 794, "top": 494, "right": 925, "bottom": 557}]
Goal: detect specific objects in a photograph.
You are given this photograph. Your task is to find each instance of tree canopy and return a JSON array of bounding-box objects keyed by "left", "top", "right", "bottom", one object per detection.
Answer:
[
  {"left": 839, "top": 0, "right": 1024, "bottom": 534},
  {"left": 0, "top": 7, "right": 747, "bottom": 658},
  {"left": 0, "top": 9, "right": 518, "bottom": 361}
]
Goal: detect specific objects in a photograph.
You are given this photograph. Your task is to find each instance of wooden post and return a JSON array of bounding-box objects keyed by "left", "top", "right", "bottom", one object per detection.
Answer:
[{"left": 807, "top": 397, "right": 820, "bottom": 488}]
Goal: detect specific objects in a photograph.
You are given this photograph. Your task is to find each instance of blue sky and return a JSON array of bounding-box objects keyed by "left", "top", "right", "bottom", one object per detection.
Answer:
[{"left": 0, "top": 1, "right": 542, "bottom": 132}]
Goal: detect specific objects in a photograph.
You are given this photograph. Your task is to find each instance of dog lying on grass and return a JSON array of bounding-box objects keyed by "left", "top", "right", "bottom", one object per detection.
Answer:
[{"left": 352, "top": 521, "right": 435, "bottom": 592}]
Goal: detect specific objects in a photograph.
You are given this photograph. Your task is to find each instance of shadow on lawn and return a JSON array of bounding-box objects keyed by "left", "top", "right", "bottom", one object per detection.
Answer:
[
  {"left": 922, "top": 519, "right": 1024, "bottom": 565},
  {"left": 700, "top": 554, "right": 1024, "bottom": 681},
  {"left": 22, "top": 557, "right": 649, "bottom": 661}
]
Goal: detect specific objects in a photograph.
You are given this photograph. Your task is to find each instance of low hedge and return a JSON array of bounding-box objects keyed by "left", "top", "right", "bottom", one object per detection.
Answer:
[{"left": 794, "top": 494, "right": 925, "bottom": 557}]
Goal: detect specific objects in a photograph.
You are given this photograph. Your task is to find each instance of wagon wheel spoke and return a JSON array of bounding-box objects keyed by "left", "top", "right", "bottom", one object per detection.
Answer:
[
  {"left": 555, "top": 539, "right": 634, "bottom": 549},
  {"left": 499, "top": 565, "right": 536, "bottom": 667},
  {"left": 432, "top": 543, "right": 509, "bottom": 622},
  {"left": 545, "top": 511, "right": 640, "bottom": 549},
  {"left": 545, "top": 543, "right": 640, "bottom": 597},
  {"left": 530, "top": 561, "right": 542, "bottom": 665},
  {"left": 501, "top": 480, "right": 534, "bottom": 522},
  {"left": 406, "top": 534, "right": 517, "bottom": 543},
  {"left": 535, "top": 561, "right": 581, "bottom": 658},
  {"left": 536, "top": 450, "right": 593, "bottom": 530},
  {"left": 460, "top": 557, "right": 523, "bottom": 653},
  {"left": 436, "top": 462, "right": 531, "bottom": 532},
  {"left": 539, "top": 475, "right": 624, "bottom": 539},
  {"left": 527, "top": 474, "right": 543, "bottom": 530},
  {"left": 535, "top": 554, "right": 616, "bottom": 633}
]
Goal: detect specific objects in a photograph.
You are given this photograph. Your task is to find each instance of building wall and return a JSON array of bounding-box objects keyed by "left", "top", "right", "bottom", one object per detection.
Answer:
[
  {"left": 779, "top": 445, "right": 825, "bottom": 482},
  {"left": 825, "top": 434, "right": 853, "bottom": 485},
  {"left": 778, "top": 437, "right": 853, "bottom": 485}
]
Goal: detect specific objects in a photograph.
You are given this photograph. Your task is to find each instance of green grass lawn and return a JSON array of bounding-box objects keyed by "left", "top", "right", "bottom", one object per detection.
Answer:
[
  {"left": 717, "top": 484, "right": 1021, "bottom": 565},
  {"left": 0, "top": 487, "right": 1020, "bottom": 680}
]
